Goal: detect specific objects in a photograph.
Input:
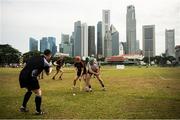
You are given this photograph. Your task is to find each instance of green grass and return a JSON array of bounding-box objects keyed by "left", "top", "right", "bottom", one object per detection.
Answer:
[{"left": 0, "top": 66, "right": 180, "bottom": 119}]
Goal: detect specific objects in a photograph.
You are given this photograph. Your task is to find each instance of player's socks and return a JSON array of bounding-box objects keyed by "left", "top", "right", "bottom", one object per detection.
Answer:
[
  {"left": 22, "top": 91, "right": 32, "bottom": 108},
  {"left": 35, "top": 95, "right": 42, "bottom": 112}
]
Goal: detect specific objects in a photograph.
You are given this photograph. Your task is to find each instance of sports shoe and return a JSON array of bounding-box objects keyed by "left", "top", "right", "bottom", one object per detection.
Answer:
[
  {"left": 20, "top": 106, "right": 29, "bottom": 112},
  {"left": 89, "top": 88, "right": 93, "bottom": 92},
  {"left": 59, "top": 77, "right": 62, "bottom": 80},
  {"left": 35, "top": 111, "right": 45, "bottom": 115},
  {"left": 102, "top": 87, "right": 106, "bottom": 91}
]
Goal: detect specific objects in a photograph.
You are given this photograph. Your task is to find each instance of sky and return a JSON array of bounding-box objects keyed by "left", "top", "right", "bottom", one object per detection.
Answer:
[{"left": 0, "top": 0, "right": 180, "bottom": 55}]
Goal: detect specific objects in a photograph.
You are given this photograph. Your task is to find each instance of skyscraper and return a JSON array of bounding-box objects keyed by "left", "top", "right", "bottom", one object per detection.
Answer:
[
  {"left": 61, "top": 34, "right": 69, "bottom": 44},
  {"left": 97, "top": 21, "right": 103, "bottom": 57},
  {"left": 81, "top": 23, "right": 88, "bottom": 57},
  {"left": 121, "top": 42, "right": 128, "bottom": 54},
  {"left": 74, "top": 21, "right": 81, "bottom": 56},
  {"left": 29, "top": 37, "right": 38, "bottom": 51},
  {"left": 102, "top": 10, "right": 111, "bottom": 57},
  {"left": 143, "top": 25, "right": 155, "bottom": 57},
  {"left": 126, "top": 5, "right": 136, "bottom": 54},
  {"left": 136, "top": 40, "right": 140, "bottom": 51},
  {"left": 111, "top": 25, "right": 119, "bottom": 56},
  {"left": 165, "top": 29, "right": 175, "bottom": 57},
  {"left": 88, "top": 26, "right": 95, "bottom": 56},
  {"left": 119, "top": 42, "right": 124, "bottom": 55},
  {"left": 40, "top": 37, "right": 49, "bottom": 52},
  {"left": 48, "top": 37, "right": 57, "bottom": 55},
  {"left": 70, "top": 32, "right": 75, "bottom": 57},
  {"left": 63, "top": 43, "right": 73, "bottom": 57}
]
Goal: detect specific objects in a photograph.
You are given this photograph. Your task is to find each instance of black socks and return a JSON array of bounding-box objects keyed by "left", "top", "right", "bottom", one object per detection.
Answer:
[
  {"left": 35, "top": 95, "right": 42, "bottom": 112},
  {"left": 22, "top": 91, "right": 32, "bottom": 108}
]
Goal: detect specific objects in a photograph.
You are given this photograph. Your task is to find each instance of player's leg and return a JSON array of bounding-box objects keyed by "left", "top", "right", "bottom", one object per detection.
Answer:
[
  {"left": 52, "top": 69, "right": 59, "bottom": 80},
  {"left": 32, "top": 89, "right": 44, "bottom": 115},
  {"left": 96, "top": 75, "right": 105, "bottom": 90},
  {"left": 85, "top": 74, "right": 92, "bottom": 92},
  {"left": 59, "top": 69, "right": 63, "bottom": 80},
  {"left": 73, "top": 76, "right": 79, "bottom": 87},
  {"left": 20, "top": 88, "right": 32, "bottom": 112}
]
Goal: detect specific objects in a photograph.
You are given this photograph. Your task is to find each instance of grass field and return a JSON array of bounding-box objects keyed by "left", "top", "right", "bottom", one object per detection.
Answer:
[{"left": 0, "top": 66, "right": 180, "bottom": 119}]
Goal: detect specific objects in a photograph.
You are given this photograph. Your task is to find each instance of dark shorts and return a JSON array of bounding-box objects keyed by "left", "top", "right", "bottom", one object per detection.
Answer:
[
  {"left": 77, "top": 70, "right": 82, "bottom": 77},
  {"left": 56, "top": 66, "right": 61, "bottom": 71},
  {"left": 19, "top": 71, "right": 40, "bottom": 90}
]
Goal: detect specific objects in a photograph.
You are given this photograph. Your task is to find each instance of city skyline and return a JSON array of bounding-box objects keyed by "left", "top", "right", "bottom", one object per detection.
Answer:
[{"left": 1, "top": 0, "right": 180, "bottom": 55}]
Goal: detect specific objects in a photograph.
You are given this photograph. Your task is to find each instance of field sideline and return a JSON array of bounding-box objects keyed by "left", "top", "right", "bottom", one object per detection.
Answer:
[{"left": 0, "top": 66, "right": 180, "bottom": 119}]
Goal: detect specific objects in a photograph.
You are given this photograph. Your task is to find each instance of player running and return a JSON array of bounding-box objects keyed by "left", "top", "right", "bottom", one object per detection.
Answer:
[{"left": 52, "top": 57, "right": 65, "bottom": 80}]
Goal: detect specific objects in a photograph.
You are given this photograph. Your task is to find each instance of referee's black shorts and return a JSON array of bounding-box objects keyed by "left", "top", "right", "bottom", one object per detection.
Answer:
[{"left": 19, "top": 72, "right": 40, "bottom": 90}]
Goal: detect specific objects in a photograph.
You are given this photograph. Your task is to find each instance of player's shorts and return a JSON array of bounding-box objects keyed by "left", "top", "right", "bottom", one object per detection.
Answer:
[
  {"left": 77, "top": 70, "right": 82, "bottom": 77},
  {"left": 56, "top": 66, "right": 61, "bottom": 71},
  {"left": 19, "top": 70, "right": 40, "bottom": 90}
]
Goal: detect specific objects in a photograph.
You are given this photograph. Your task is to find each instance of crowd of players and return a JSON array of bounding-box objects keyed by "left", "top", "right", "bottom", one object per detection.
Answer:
[{"left": 18, "top": 49, "right": 106, "bottom": 115}]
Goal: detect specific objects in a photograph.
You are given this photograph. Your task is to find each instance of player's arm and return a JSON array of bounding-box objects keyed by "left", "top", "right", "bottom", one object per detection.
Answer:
[
  {"left": 44, "top": 58, "right": 53, "bottom": 75},
  {"left": 87, "top": 63, "right": 99, "bottom": 75},
  {"left": 53, "top": 61, "right": 58, "bottom": 66}
]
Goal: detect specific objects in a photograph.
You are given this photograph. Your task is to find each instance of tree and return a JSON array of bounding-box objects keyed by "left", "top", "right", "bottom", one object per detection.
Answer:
[
  {"left": 23, "top": 50, "right": 42, "bottom": 63},
  {"left": 0, "top": 44, "right": 21, "bottom": 65}
]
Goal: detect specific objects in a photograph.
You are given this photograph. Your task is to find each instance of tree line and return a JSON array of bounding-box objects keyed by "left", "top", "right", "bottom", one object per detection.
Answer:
[{"left": 0, "top": 44, "right": 178, "bottom": 67}]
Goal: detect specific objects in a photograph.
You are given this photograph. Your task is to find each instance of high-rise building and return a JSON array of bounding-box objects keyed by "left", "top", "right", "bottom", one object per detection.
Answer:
[
  {"left": 81, "top": 23, "right": 88, "bottom": 57},
  {"left": 102, "top": 10, "right": 111, "bottom": 57},
  {"left": 121, "top": 42, "right": 128, "bottom": 54},
  {"left": 175, "top": 45, "right": 180, "bottom": 64},
  {"left": 97, "top": 21, "right": 103, "bottom": 57},
  {"left": 111, "top": 25, "right": 119, "bottom": 56},
  {"left": 102, "top": 10, "right": 112, "bottom": 57},
  {"left": 142, "top": 25, "right": 155, "bottom": 57},
  {"left": 48, "top": 37, "right": 57, "bottom": 55},
  {"left": 88, "top": 26, "right": 95, "bottom": 56},
  {"left": 136, "top": 40, "right": 139, "bottom": 51},
  {"left": 74, "top": 21, "right": 82, "bottom": 56},
  {"left": 126, "top": 5, "right": 136, "bottom": 54},
  {"left": 165, "top": 29, "right": 175, "bottom": 57},
  {"left": 63, "top": 43, "right": 73, "bottom": 57},
  {"left": 70, "top": 32, "right": 75, "bottom": 57},
  {"left": 29, "top": 37, "right": 38, "bottom": 51},
  {"left": 61, "top": 34, "right": 69, "bottom": 44},
  {"left": 119, "top": 42, "right": 124, "bottom": 55},
  {"left": 59, "top": 44, "right": 63, "bottom": 53},
  {"left": 40, "top": 37, "right": 49, "bottom": 52}
]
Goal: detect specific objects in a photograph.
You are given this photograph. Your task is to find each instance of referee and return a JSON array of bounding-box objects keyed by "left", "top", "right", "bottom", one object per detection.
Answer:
[{"left": 19, "top": 49, "right": 52, "bottom": 115}]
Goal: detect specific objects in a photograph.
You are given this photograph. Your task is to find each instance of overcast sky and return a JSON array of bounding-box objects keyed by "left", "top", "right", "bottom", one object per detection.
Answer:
[{"left": 1, "top": 0, "right": 180, "bottom": 55}]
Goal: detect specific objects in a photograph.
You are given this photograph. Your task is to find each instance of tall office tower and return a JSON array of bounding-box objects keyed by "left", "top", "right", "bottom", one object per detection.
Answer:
[
  {"left": 74, "top": 21, "right": 82, "bottom": 56},
  {"left": 61, "top": 34, "right": 69, "bottom": 44},
  {"left": 70, "top": 32, "right": 75, "bottom": 57},
  {"left": 29, "top": 37, "right": 38, "bottom": 51},
  {"left": 40, "top": 37, "right": 49, "bottom": 52},
  {"left": 88, "top": 26, "right": 95, "bottom": 56},
  {"left": 111, "top": 25, "right": 119, "bottom": 56},
  {"left": 102, "top": 10, "right": 112, "bottom": 57},
  {"left": 119, "top": 42, "right": 124, "bottom": 55},
  {"left": 97, "top": 21, "right": 103, "bottom": 57},
  {"left": 165, "top": 29, "right": 175, "bottom": 57},
  {"left": 126, "top": 5, "right": 136, "bottom": 54},
  {"left": 142, "top": 25, "right": 155, "bottom": 57},
  {"left": 48, "top": 37, "right": 57, "bottom": 55},
  {"left": 121, "top": 42, "right": 128, "bottom": 54},
  {"left": 81, "top": 23, "right": 88, "bottom": 57},
  {"left": 102, "top": 10, "right": 111, "bottom": 57},
  {"left": 136, "top": 40, "right": 140, "bottom": 51}
]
